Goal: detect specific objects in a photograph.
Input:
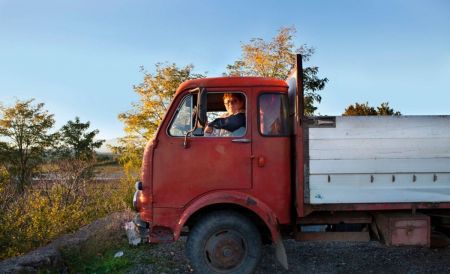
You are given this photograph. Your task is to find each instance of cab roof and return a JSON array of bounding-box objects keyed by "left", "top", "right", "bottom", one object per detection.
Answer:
[{"left": 176, "top": 77, "right": 288, "bottom": 95}]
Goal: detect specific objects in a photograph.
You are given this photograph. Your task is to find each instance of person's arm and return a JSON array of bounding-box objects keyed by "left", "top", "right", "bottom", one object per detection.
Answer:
[{"left": 207, "top": 113, "right": 245, "bottom": 132}]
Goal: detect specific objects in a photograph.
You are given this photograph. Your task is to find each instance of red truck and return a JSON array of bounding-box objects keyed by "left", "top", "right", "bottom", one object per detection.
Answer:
[{"left": 127, "top": 55, "right": 450, "bottom": 273}]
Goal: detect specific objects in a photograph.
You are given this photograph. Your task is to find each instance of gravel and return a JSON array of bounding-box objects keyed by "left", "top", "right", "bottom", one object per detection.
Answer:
[
  {"left": 256, "top": 240, "right": 450, "bottom": 274},
  {"left": 127, "top": 238, "right": 450, "bottom": 274}
]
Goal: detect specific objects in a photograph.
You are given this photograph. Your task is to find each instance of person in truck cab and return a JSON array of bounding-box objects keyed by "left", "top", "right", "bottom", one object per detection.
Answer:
[{"left": 204, "top": 93, "right": 245, "bottom": 136}]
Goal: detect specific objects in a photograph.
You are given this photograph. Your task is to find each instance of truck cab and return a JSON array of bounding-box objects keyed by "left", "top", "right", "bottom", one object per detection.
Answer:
[{"left": 131, "top": 76, "right": 296, "bottom": 272}]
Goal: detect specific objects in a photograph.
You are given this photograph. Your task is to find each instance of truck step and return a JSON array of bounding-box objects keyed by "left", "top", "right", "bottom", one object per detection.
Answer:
[{"left": 295, "top": 231, "right": 370, "bottom": 242}]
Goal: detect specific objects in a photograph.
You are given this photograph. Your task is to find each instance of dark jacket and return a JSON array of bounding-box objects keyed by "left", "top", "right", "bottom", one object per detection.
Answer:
[{"left": 208, "top": 113, "right": 245, "bottom": 132}]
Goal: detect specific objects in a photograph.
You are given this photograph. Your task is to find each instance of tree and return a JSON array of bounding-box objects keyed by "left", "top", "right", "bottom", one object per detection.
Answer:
[
  {"left": 225, "top": 26, "right": 328, "bottom": 115},
  {"left": 58, "top": 117, "right": 104, "bottom": 160},
  {"left": 376, "top": 102, "right": 401, "bottom": 116},
  {"left": 119, "top": 63, "right": 205, "bottom": 141},
  {"left": 0, "top": 99, "right": 56, "bottom": 192},
  {"left": 114, "top": 63, "right": 205, "bottom": 172},
  {"left": 343, "top": 102, "right": 401, "bottom": 116}
]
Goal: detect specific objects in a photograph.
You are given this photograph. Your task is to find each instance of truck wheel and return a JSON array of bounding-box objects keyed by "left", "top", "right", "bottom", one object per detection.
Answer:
[{"left": 186, "top": 211, "right": 262, "bottom": 274}]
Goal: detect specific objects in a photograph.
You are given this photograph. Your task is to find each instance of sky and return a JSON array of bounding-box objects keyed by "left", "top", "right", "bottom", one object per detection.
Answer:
[{"left": 0, "top": 0, "right": 449, "bottom": 140}]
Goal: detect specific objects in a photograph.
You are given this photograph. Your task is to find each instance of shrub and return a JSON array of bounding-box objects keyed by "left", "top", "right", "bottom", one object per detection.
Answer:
[{"left": 0, "top": 164, "right": 131, "bottom": 260}]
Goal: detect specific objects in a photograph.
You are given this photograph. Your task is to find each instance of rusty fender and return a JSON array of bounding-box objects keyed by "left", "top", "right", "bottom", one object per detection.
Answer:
[{"left": 174, "top": 190, "right": 281, "bottom": 242}]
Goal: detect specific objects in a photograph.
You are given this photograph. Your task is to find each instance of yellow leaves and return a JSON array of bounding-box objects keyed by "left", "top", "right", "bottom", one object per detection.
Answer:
[
  {"left": 115, "top": 63, "right": 205, "bottom": 172},
  {"left": 226, "top": 26, "right": 300, "bottom": 79},
  {"left": 0, "top": 180, "right": 129, "bottom": 260}
]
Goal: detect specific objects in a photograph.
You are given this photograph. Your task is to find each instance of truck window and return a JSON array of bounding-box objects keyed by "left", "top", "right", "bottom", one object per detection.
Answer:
[
  {"left": 258, "top": 93, "right": 290, "bottom": 136},
  {"left": 204, "top": 92, "right": 246, "bottom": 137},
  {"left": 168, "top": 94, "right": 193, "bottom": 137}
]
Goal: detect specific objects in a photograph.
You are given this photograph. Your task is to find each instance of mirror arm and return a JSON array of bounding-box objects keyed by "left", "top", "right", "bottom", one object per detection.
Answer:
[
  {"left": 183, "top": 131, "right": 192, "bottom": 149},
  {"left": 183, "top": 115, "right": 198, "bottom": 149},
  {"left": 184, "top": 88, "right": 203, "bottom": 149}
]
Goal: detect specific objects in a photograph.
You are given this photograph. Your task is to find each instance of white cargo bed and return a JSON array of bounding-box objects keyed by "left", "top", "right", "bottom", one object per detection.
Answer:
[{"left": 307, "top": 116, "right": 450, "bottom": 204}]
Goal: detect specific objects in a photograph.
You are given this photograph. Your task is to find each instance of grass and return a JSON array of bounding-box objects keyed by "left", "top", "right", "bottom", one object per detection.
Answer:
[
  {"left": 63, "top": 245, "right": 133, "bottom": 274},
  {"left": 61, "top": 227, "right": 188, "bottom": 274}
]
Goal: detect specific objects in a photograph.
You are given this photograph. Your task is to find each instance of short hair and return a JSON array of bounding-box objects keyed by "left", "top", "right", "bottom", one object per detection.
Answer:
[{"left": 223, "top": 93, "right": 244, "bottom": 102}]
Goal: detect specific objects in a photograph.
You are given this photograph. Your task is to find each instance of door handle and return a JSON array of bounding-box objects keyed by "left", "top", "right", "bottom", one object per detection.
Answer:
[
  {"left": 232, "top": 138, "right": 251, "bottom": 143},
  {"left": 257, "top": 156, "right": 265, "bottom": 167}
]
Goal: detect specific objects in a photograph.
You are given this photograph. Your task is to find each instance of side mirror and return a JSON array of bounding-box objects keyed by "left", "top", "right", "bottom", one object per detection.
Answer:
[{"left": 197, "top": 88, "right": 207, "bottom": 127}]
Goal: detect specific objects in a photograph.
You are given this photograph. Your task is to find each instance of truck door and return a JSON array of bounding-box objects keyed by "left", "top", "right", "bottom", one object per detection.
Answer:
[
  {"left": 251, "top": 90, "right": 292, "bottom": 224},
  {"left": 152, "top": 89, "right": 252, "bottom": 208}
]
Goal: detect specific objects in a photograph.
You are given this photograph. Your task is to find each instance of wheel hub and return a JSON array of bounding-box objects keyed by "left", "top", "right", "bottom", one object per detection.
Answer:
[{"left": 205, "top": 230, "right": 247, "bottom": 271}]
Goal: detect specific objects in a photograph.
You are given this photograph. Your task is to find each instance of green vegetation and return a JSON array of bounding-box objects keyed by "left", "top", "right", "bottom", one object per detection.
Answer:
[
  {"left": 63, "top": 247, "right": 133, "bottom": 274},
  {"left": 61, "top": 231, "right": 186, "bottom": 274},
  {"left": 0, "top": 100, "right": 130, "bottom": 260},
  {"left": 58, "top": 116, "right": 105, "bottom": 160},
  {"left": 0, "top": 99, "right": 56, "bottom": 192}
]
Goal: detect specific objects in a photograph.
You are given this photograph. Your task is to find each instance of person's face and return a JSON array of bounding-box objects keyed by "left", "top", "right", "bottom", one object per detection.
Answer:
[{"left": 224, "top": 96, "right": 244, "bottom": 114}]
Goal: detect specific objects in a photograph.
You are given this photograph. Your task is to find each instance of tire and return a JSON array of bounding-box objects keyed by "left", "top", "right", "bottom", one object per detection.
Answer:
[{"left": 186, "top": 211, "right": 262, "bottom": 274}]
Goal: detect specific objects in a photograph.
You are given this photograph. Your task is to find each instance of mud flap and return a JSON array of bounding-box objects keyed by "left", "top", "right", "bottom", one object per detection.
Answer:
[{"left": 274, "top": 237, "right": 288, "bottom": 270}]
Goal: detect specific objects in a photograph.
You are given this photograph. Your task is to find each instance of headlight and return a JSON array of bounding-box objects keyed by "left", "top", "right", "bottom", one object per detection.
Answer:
[{"left": 133, "top": 190, "right": 140, "bottom": 211}]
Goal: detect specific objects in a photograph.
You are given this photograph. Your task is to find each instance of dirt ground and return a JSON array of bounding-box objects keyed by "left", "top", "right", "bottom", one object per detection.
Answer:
[
  {"left": 127, "top": 238, "right": 450, "bottom": 274},
  {"left": 256, "top": 240, "right": 450, "bottom": 274}
]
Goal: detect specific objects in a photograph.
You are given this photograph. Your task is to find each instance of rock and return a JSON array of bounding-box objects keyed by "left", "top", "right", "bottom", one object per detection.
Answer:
[
  {"left": 114, "top": 251, "right": 124, "bottom": 258},
  {"left": 0, "top": 245, "right": 63, "bottom": 274}
]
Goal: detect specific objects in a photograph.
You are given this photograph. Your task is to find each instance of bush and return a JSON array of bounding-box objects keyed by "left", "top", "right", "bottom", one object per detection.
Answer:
[{"left": 0, "top": 164, "right": 131, "bottom": 260}]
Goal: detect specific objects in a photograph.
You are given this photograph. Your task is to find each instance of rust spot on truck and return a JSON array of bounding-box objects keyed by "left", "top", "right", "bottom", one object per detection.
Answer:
[{"left": 246, "top": 197, "right": 257, "bottom": 206}]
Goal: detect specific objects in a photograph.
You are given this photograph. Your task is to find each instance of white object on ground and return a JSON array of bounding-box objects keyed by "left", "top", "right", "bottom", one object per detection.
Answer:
[{"left": 124, "top": 221, "right": 142, "bottom": 246}]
